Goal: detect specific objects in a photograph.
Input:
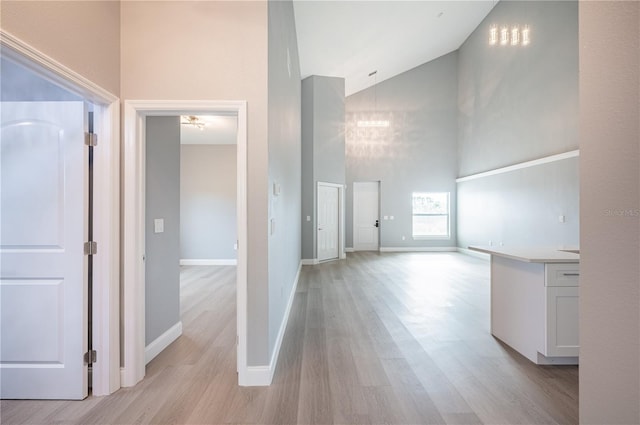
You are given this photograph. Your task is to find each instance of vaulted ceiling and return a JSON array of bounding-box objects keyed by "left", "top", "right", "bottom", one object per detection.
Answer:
[{"left": 293, "top": 1, "right": 497, "bottom": 96}]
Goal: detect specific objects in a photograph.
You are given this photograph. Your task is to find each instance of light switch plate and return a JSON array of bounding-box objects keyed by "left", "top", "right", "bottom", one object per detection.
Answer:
[{"left": 154, "top": 219, "right": 164, "bottom": 233}]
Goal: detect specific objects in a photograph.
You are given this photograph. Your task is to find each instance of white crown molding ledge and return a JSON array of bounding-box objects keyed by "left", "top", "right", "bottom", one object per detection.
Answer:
[{"left": 456, "top": 150, "right": 579, "bottom": 183}]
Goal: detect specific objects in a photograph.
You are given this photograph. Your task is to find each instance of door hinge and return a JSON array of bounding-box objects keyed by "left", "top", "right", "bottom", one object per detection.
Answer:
[
  {"left": 84, "top": 132, "right": 98, "bottom": 147},
  {"left": 84, "top": 241, "right": 98, "bottom": 255},
  {"left": 84, "top": 350, "right": 97, "bottom": 365}
]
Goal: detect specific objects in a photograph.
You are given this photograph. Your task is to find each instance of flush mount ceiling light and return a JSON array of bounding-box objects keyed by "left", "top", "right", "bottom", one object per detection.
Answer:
[
  {"left": 489, "top": 24, "right": 530, "bottom": 47},
  {"left": 180, "top": 115, "right": 206, "bottom": 130},
  {"left": 356, "top": 70, "right": 390, "bottom": 128},
  {"left": 357, "top": 120, "right": 390, "bottom": 128}
]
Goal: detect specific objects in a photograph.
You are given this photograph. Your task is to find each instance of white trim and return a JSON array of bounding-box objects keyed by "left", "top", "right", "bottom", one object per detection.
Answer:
[
  {"left": 345, "top": 247, "right": 355, "bottom": 253},
  {"left": 145, "top": 322, "right": 183, "bottom": 365},
  {"left": 243, "top": 366, "right": 272, "bottom": 386},
  {"left": 242, "top": 261, "right": 302, "bottom": 386},
  {"left": 91, "top": 101, "right": 121, "bottom": 395},
  {"left": 180, "top": 259, "right": 237, "bottom": 266},
  {"left": 301, "top": 259, "right": 319, "bottom": 265},
  {"left": 0, "top": 30, "right": 118, "bottom": 104},
  {"left": 122, "top": 100, "right": 248, "bottom": 388},
  {"left": 1, "top": 30, "right": 121, "bottom": 396},
  {"left": 456, "top": 150, "right": 580, "bottom": 183},
  {"left": 379, "top": 246, "right": 458, "bottom": 252},
  {"left": 457, "top": 247, "right": 491, "bottom": 261}
]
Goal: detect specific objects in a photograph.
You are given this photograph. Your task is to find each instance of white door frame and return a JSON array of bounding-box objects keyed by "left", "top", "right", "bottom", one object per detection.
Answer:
[
  {"left": 1, "top": 30, "right": 121, "bottom": 396},
  {"left": 122, "top": 100, "right": 248, "bottom": 387},
  {"left": 316, "top": 182, "right": 346, "bottom": 262}
]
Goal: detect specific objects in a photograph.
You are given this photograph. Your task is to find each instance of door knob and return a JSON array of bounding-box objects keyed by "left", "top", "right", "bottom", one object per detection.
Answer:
[{"left": 374, "top": 220, "right": 379, "bottom": 228}]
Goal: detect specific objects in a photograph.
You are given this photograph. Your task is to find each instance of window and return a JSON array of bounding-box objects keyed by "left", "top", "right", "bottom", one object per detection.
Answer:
[{"left": 412, "top": 192, "right": 450, "bottom": 238}]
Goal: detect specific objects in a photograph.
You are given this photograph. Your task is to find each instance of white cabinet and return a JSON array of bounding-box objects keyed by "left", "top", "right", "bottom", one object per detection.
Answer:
[
  {"left": 544, "top": 264, "right": 580, "bottom": 357},
  {"left": 481, "top": 248, "right": 580, "bottom": 365}
]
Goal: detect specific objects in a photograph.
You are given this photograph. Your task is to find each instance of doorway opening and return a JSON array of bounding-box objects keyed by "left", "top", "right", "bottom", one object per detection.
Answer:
[
  {"left": 122, "top": 101, "right": 248, "bottom": 387},
  {"left": 142, "top": 114, "right": 239, "bottom": 365}
]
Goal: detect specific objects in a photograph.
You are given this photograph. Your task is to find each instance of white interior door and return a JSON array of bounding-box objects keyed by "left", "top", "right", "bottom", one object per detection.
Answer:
[
  {"left": 353, "top": 181, "right": 379, "bottom": 251},
  {"left": 317, "top": 184, "right": 339, "bottom": 262},
  {"left": 0, "top": 101, "right": 88, "bottom": 399}
]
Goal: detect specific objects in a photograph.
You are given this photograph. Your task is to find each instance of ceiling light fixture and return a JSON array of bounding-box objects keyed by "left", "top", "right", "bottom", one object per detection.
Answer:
[
  {"left": 181, "top": 115, "right": 206, "bottom": 130},
  {"left": 356, "top": 70, "right": 390, "bottom": 128},
  {"left": 357, "top": 120, "right": 390, "bottom": 128}
]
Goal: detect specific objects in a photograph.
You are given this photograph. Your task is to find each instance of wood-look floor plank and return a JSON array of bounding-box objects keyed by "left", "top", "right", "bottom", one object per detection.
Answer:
[{"left": 1, "top": 255, "right": 578, "bottom": 425}]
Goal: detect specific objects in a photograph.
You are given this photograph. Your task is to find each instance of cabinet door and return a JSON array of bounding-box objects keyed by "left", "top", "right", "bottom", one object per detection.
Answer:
[{"left": 545, "top": 286, "right": 579, "bottom": 357}]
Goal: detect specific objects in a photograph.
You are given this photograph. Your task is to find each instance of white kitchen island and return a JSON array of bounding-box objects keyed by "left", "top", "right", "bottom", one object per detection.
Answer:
[{"left": 470, "top": 246, "right": 580, "bottom": 365}]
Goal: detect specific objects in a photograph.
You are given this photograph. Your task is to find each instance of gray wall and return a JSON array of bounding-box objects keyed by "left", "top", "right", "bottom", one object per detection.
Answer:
[
  {"left": 579, "top": 2, "right": 640, "bottom": 422},
  {"left": 145, "top": 116, "right": 181, "bottom": 345},
  {"left": 267, "top": 0, "right": 302, "bottom": 361},
  {"left": 301, "top": 75, "right": 346, "bottom": 260},
  {"left": 345, "top": 52, "right": 458, "bottom": 249},
  {"left": 456, "top": 0, "right": 579, "bottom": 249},
  {"left": 457, "top": 157, "right": 579, "bottom": 248},
  {"left": 180, "top": 144, "right": 237, "bottom": 260}
]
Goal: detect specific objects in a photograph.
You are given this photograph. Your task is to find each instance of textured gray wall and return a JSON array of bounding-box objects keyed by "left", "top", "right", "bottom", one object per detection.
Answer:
[
  {"left": 457, "top": 157, "right": 579, "bottom": 248},
  {"left": 180, "top": 144, "right": 237, "bottom": 260},
  {"left": 458, "top": 0, "right": 579, "bottom": 176},
  {"left": 345, "top": 52, "right": 458, "bottom": 249},
  {"left": 456, "top": 0, "right": 579, "bottom": 249},
  {"left": 301, "top": 78, "right": 315, "bottom": 259},
  {"left": 267, "top": 0, "right": 302, "bottom": 361},
  {"left": 145, "top": 116, "right": 181, "bottom": 345},
  {"left": 301, "top": 75, "right": 346, "bottom": 260}
]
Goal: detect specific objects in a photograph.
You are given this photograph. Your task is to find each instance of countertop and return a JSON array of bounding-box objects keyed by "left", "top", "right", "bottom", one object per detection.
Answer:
[{"left": 468, "top": 246, "right": 580, "bottom": 263}]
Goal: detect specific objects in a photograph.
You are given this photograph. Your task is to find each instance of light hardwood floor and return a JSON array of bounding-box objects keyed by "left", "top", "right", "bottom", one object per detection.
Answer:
[{"left": 1, "top": 252, "right": 578, "bottom": 424}]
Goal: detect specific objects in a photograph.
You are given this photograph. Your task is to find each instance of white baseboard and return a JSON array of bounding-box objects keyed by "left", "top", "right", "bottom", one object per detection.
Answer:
[
  {"left": 145, "top": 321, "right": 183, "bottom": 365},
  {"left": 180, "top": 259, "right": 237, "bottom": 266},
  {"left": 457, "top": 247, "right": 490, "bottom": 261},
  {"left": 345, "top": 247, "right": 354, "bottom": 252},
  {"left": 242, "top": 260, "right": 302, "bottom": 386},
  {"left": 301, "top": 258, "right": 318, "bottom": 265},
  {"left": 379, "top": 246, "right": 458, "bottom": 252},
  {"left": 243, "top": 365, "right": 272, "bottom": 386}
]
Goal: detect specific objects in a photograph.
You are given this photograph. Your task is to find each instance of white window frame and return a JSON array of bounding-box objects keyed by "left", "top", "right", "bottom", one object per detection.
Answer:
[{"left": 412, "top": 192, "right": 450, "bottom": 240}]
